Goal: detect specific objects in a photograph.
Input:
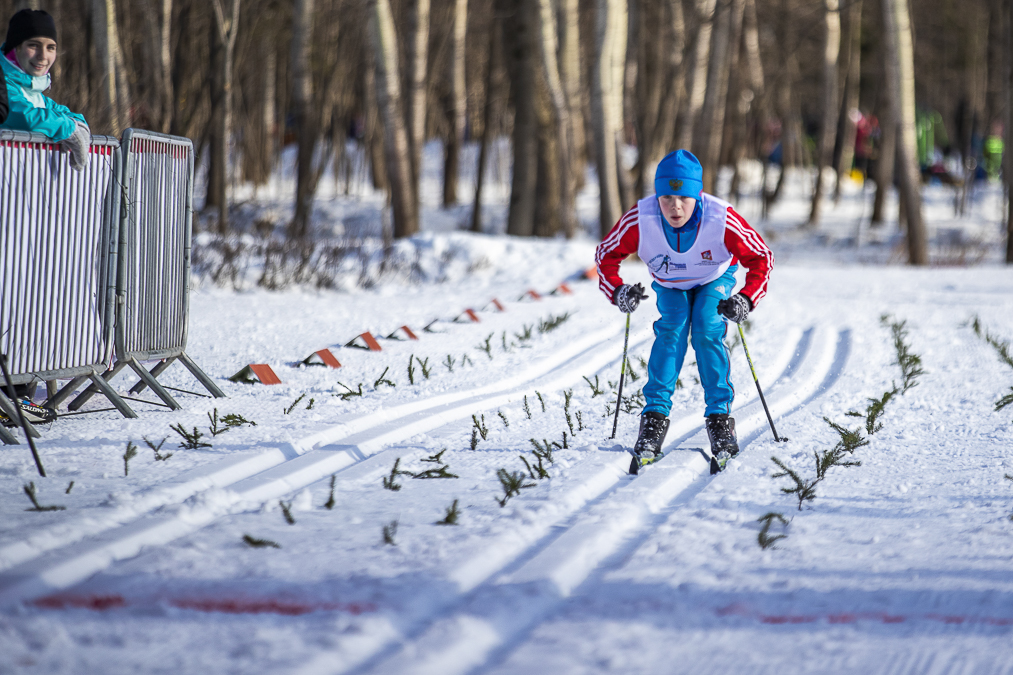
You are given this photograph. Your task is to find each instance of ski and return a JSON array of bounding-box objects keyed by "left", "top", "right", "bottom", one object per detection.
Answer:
[{"left": 627, "top": 448, "right": 664, "bottom": 475}]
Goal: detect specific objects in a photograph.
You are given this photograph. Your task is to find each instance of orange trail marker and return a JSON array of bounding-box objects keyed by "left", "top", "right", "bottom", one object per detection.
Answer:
[
  {"left": 385, "top": 326, "right": 419, "bottom": 341},
  {"left": 584, "top": 266, "right": 598, "bottom": 280},
  {"left": 345, "top": 332, "right": 383, "bottom": 351},
  {"left": 520, "top": 289, "right": 542, "bottom": 301},
  {"left": 456, "top": 309, "right": 481, "bottom": 323},
  {"left": 302, "top": 349, "right": 342, "bottom": 368},
  {"left": 489, "top": 298, "right": 506, "bottom": 312},
  {"left": 553, "top": 283, "right": 573, "bottom": 295},
  {"left": 229, "top": 364, "right": 282, "bottom": 385}
]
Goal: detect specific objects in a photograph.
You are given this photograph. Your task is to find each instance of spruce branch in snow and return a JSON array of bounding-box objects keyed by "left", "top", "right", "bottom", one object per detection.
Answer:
[
  {"left": 407, "top": 354, "right": 416, "bottom": 385},
  {"left": 520, "top": 453, "right": 550, "bottom": 480},
  {"left": 770, "top": 457, "right": 819, "bottom": 510},
  {"left": 383, "top": 458, "right": 411, "bottom": 491},
  {"left": 421, "top": 449, "right": 447, "bottom": 464},
  {"left": 757, "top": 512, "right": 788, "bottom": 550},
  {"left": 461, "top": 354, "right": 473, "bottom": 367},
  {"left": 529, "top": 439, "right": 555, "bottom": 465},
  {"left": 436, "top": 499, "right": 460, "bottom": 525},
  {"left": 603, "top": 401, "right": 614, "bottom": 418},
  {"left": 221, "top": 413, "right": 256, "bottom": 429},
  {"left": 514, "top": 324, "right": 533, "bottom": 343},
  {"left": 335, "top": 382, "right": 364, "bottom": 400},
  {"left": 538, "top": 312, "right": 571, "bottom": 334},
  {"left": 576, "top": 410, "right": 584, "bottom": 432},
  {"left": 443, "top": 355, "right": 456, "bottom": 373},
  {"left": 824, "top": 417, "right": 870, "bottom": 454},
  {"left": 583, "top": 375, "right": 605, "bottom": 397},
  {"left": 208, "top": 408, "right": 228, "bottom": 434},
  {"left": 536, "top": 391, "right": 546, "bottom": 412},
  {"left": 523, "top": 396, "right": 532, "bottom": 419},
  {"left": 65, "top": 481, "right": 74, "bottom": 494},
  {"left": 972, "top": 315, "right": 1013, "bottom": 370},
  {"left": 417, "top": 356, "right": 432, "bottom": 379},
  {"left": 500, "top": 332, "right": 512, "bottom": 353},
  {"left": 995, "top": 388, "right": 1013, "bottom": 413},
  {"left": 636, "top": 355, "right": 649, "bottom": 371},
  {"left": 563, "top": 389, "right": 575, "bottom": 435},
  {"left": 495, "top": 469, "right": 536, "bottom": 507},
  {"left": 284, "top": 393, "right": 307, "bottom": 414},
  {"left": 306, "top": 397, "right": 315, "bottom": 410},
  {"left": 470, "top": 428, "right": 480, "bottom": 451},
  {"left": 882, "top": 316, "right": 925, "bottom": 393},
  {"left": 477, "top": 334, "right": 494, "bottom": 360},
  {"left": 243, "top": 534, "right": 281, "bottom": 548},
  {"left": 472, "top": 414, "right": 489, "bottom": 440},
  {"left": 170, "top": 423, "right": 212, "bottom": 450},
  {"left": 497, "top": 410, "right": 509, "bottom": 428},
  {"left": 847, "top": 390, "right": 895, "bottom": 435},
  {"left": 413, "top": 465, "right": 459, "bottom": 479},
  {"left": 324, "top": 474, "right": 337, "bottom": 510},
  {"left": 123, "top": 442, "right": 138, "bottom": 476},
  {"left": 279, "top": 500, "right": 296, "bottom": 525},
  {"left": 374, "top": 367, "right": 396, "bottom": 389},
  {"left": 626, "top": 359, "right": 640, "bottom": 382},
  {"left": 22, "top": 482, "right": 65, "bottom": 511},
  {"left": 382, "top": 519, "right": 399, "bottom": 545},
  {"left": 144, "top": 436, "right": 173, "bottom": 461},
  {"left": 561, "top": 431, "right": 568, "bottom": 449}
]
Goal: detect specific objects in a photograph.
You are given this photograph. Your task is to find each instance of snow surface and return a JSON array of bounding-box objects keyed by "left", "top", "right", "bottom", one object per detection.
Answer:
[{"left": 2, "top": 153, "right": 1013, "bottom": 674}]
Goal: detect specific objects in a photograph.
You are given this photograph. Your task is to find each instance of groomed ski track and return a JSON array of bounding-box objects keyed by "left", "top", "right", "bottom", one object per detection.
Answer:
[{"left": 286, "top": 325, "right": 848, "bottom": 675}]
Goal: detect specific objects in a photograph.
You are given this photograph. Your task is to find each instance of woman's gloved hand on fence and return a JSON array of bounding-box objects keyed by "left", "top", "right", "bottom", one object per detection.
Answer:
[{"left": 62, "top": 122, "right": 91, "bottom": 171}]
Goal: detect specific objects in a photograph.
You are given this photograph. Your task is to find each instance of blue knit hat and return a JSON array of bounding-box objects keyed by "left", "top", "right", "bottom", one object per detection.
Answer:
[{"left": 654, "top": 149, "right": 702, "bottom": 198}]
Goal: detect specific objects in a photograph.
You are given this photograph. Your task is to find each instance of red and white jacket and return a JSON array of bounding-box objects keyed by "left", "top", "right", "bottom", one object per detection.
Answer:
[{"left": 595, "top": 198, "right": 773, "bottom": 307}]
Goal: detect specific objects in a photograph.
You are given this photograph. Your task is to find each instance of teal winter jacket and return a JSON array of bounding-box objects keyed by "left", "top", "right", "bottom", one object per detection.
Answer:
[{"left": 0, "top": 45, "right": 85, "bottom": 142}]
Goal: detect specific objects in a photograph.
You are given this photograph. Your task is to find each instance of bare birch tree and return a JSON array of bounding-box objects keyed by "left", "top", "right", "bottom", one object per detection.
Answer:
[
  {"left": 833, "top": 0, "right": 862, "bottom": 203},
  {"left": 678, "top": 0, "right": 717, "bottom": 151},
  {"left": 369, "top": 0, "right": 419, "bottom": 238},
  {"left": 882, "top": 0, "right": 927, "bottom": 264},
  {"left": 807, "top": 0, "right": 841, "bottom": 226},
  {"left": 591, "top": 0, "right": 629, "bottom": 236},
  {"left": 90, "top": 0, "right": 126, "bottom": 135},
  {"left": 443, "top": 0, "right": 468, "bottom": 206},
  {"left": 209, "top": 0, "right": 241, "bottom": 234},
  {"left": 407, "top": 0, "right": 430, "bottom": 207}
]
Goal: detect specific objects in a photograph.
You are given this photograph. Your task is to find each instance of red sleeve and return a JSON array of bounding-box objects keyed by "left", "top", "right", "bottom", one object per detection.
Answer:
[
  {"left": 723, "top": 207, "right": 773, "bottom": 307},
  {"left": 595, "top": 205, "right": 640, "bottom": 302}
]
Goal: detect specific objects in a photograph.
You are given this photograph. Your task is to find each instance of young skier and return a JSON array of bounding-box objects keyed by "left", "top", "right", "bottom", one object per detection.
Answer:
[
  {"left": 595, "top": 149, "right": 773, "bottom": 468},
  {"left": 1, "top": 9, "right": 90, "bottom": 170}
]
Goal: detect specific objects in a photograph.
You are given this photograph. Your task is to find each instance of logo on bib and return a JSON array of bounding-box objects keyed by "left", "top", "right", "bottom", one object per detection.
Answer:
[
  {"left": 701, "top": 250, "right": 712, "bottom": 261},
  {"left": 669, "top": 179, "right": 683, "bottom": 191},
  {"left": 647, "top": 254, "right": 686, "bottom": 274}
]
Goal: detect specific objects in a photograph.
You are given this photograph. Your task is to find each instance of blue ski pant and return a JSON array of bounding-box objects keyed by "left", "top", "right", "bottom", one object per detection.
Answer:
[{"left": 643, "top": 268, "right": 737, "bottom": 417}]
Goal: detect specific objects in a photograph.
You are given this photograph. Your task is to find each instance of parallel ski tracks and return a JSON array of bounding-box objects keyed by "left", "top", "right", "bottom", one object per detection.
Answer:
[
  {"left": 0, "top": 315, "right": 653, "bottom": 607},
  {"left": 286, "top": 324, "right": 850, "bottom": 675}
]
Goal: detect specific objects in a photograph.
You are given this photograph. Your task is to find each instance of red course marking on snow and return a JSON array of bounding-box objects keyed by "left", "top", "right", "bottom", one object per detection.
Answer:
[
  {"left": 400, "top": 326, "right": 419, "bottom": 340},
  {"left": 249, "top": 364, "right": 282, "bottom": 385},
  {"left": 525, "top": 289, "right": 542, "bottom": 300},
  {"left": 461, "top": 309, "right": 480, "bottom": 323},
  {"left": 828, "top": 613, "right": 857, "bottom": 624},
  {"left": 314, "top": 349, "right": 342, "bottom": 368},
  {"left": 490, "top": 298, "right": 506, "bottom": 312},
  {"left": 760, "top": 615, "right": 817, "bottom": 625},
  {"left": 33, "top": 594, "right": 126, "bottom": 611},
  {"left": 584, "top": 266, "right": 598, "bottom": 280},
  {"left": 170, "top": 598, "right": 378, "bottom": 616},
  {"left": 359, "top": 332, "right": 383, "bottom": 351},
  {"left": 554, "top": 283, "right": 573, "bottom": 295}
]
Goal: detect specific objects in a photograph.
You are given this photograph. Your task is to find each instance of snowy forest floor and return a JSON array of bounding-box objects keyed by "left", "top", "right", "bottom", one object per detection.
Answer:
[{"left": 1, "top": 150, "right": 1013, "bottom": 674}]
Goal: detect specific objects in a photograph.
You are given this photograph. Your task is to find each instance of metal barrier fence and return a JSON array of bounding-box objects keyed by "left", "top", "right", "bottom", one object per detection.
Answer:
[
  {"left": 67, "top": 129, "right": 224, "bottom": 413},
  {"left": 0, "top": 131, "right": 135, "bottom": 443}
]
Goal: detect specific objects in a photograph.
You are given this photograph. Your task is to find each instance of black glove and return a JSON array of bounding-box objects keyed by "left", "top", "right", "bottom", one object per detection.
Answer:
[
  {"left": 717, "top": 293, "right": 751, "bottom": 323},
  {"left": 613, "top": 283, "right": 648, "bottom": 314}
]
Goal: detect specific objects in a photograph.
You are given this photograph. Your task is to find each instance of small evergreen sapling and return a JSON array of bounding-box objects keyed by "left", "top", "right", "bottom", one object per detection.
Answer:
[
  {"left": 563, "top": 389, "right": 575, "bottom": 436},
  {"left": 418, "top": 356, "right": 432, "bottom": 379},
  {"left": 472, "top": 414, "right": 489, "bottom": 440},
  {"left": 495, "top": 468, "right": 536, "bottom": 507},
  {"left": 514, "top": 324, "right": 533, "bottom": 343},
  {"left": 408, "top": 354, "right": 416, "bottom": 384},
  {"left": 576, "top": 410, "right": 584, "bottom": 432},
  {"left": 243, "top": 534, "right": 281, "bottom": 548},
  {"left": 536, "top": 391, "right": 546, "bottom": 412},
  {"left": 500, "top": 332, "right": 512, "bottom": 353},
  {"left": 306, "top": 397, "right": 315, "bottom": 410},
  {"left": 498, "top": 410, "right": 509, "bottom": 428},
  {"left": 383, "top": 458, "right": 412, "bottom": 491},
  {"left": 583, "top": 375, "right": 605, "bottom": 397},
  {"left": 324, "top": 474, "right": 337, "bottom": 510},
  {"left": 444, "top": 355, "right": 456, "bottom": 372},
  {"left": 22, "top": 482, "right": 65, "bottom": 511},
  {"left": 383, "top": 519, "right": 398, "bottom": 545},
  {"left": 144, "top": 436, "right": 173, "bottom": 461},
  {"left": 374, "top": 367, "right": 396, "bottom": 389},
  {"left": 170, "top": 423, "right": 212, "bottom": 450},
  {"left": 279, "top": 499, "right": 296, "bottom": 525},
  {"left": 123, "top": 441, "right": 138, "bottom": 476},
  {"left": 757, "top": 512, "right": 788, "bottom": 550},
  {"left": 470, "top": 428, "right": 480, "bottom": 451},
  {"left": 436, "top": 499, "right": 460, "bottom": 525},
  {"left": 284, "top": 394, "right": 307, "bottom": 414},
  {"left": 477, "top": 334, "right": 494, "bottom": 359},
  {"left": 538, "top": 312, "right": 571, "bottom": 334},
  {"left": 462, "top": 354, "right": 473, "bottom": 367},
  {"left": 523, "top": 396, "right": 532, "bottom": 419},
  {"left": 421, "top": 449, "right": 447, "bottom": 464}
]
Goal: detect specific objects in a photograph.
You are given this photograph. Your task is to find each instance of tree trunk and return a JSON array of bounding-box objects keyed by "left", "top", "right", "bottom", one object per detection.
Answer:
[
  {"left": 1006, "top": 0, "right": 1012, "bottom": 263},
  {"left": 407, "top": 0, "right": 430, "bottom": 207},
  {"left": 807, "top": 0, "right": 841, "bottom": 226},
  {"left": 698, "top": 0, "right": 741, "bottom": 194},
  {"left": 882, "top": 0, "right": 927, "bottom": 264},
  {"left": 443, "top": 0, "right": 468, "bottom": 207},
  {"left": 90, "top": 0, "right": 125, "bottom": 135},
  {"left": 364, "top": 62, "right": 388, "bottom": 192},
  {"left": 503, "top": 0, "right": 538, "bottom": 236},
  {"left": 833, "top": 0, "right": 862, "bottom": 203},
  {"left": 289, "top": 0, "right": 316, "bottom": 239},
  {"left": 872, "top": 96, "right": 897, "bottom": 225},
  {"left": 370, "top": 0, "right": 419, "bottom": 238},
  {"left": 560, "top": 0, "right": 586, "bottom": 188},
  {"left": 536, "top": 0, "right": 577, "bottom": 236},
  {"left": 472, "top": 18, "right": 503, "bottom": 233},
  {"left": 678, "top": 0, "right": 717, "bottom": 151},
  {"left": 591, "top": 0, "right": 628, "bottom": 237},
  {"left": 210, "top": 0, "right": 241, "bottom": 235}
]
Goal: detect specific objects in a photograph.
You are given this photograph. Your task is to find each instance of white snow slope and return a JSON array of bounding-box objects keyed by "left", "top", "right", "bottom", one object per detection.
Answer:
[{"left": 2, "top": 176, "right": 1013, "bottom": 674}]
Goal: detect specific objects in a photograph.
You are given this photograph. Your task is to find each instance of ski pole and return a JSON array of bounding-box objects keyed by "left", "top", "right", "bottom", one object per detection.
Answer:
[
  {"left": 0, "top": 354, "right": 46, "bottom": 476},
  {"left": 610, "top": 313, "right": 631, "bottom": 439},
  {"left": 736, "top": 324, "right": 784, "bottom": 443}
]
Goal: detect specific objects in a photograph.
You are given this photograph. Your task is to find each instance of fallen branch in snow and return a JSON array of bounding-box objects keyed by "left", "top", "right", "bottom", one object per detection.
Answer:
[
  {"left": 22, "top": 481, "right": 65, "bottom": 512},
  {"left": 757, "top": 512, "right": 788, "bottom": 550},
  {"left": 243, "top": 534, "right": 281, "bottom": 549},
  {"left": 495, "top": 469, "right": 536, "bottom": 507},
  {"left": 436, "top": 499, "right": 460, "bottom": 525}
]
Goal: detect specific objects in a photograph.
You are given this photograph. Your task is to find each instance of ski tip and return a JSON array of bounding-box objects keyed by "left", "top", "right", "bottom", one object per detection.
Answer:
[
  {"left": 710, "top": 457, "right": 722, "bottom": 475},
  {"left": 629, "top": 457, "right": 640, "bottom": 475}
]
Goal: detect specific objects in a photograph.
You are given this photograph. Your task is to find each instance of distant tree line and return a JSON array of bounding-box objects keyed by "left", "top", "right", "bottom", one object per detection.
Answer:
[{"left": 3, "top": 0, "right": 1012, "bottom": 264}]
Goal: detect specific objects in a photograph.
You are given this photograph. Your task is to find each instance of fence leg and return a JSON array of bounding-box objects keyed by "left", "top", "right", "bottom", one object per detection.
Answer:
[
  {"left": 128, "top": 357, "right": 177, "bottom": 395},
  {"left": 177, "top": 352, "right": 226, "bottom": 398},
  {"left": 126, "top": 358, "right": 181, "bottom": 410},
  {"left": 68, "top": 361, "right": 129, "bottom": 411},
  {"left": 86, "top": 372, "right": 137, "bottom": 419},
  {"left": 0, "top": 422, "right": 18, "bottom": 445},
  {"left": 48, "top": 375, "right": 91, "bottom": 410},
  {"left": 46, "top": 381, "right": 57, "bottom": 400},
  {"left": 0, "top": 390, "right": 40, "bottom": 439}
]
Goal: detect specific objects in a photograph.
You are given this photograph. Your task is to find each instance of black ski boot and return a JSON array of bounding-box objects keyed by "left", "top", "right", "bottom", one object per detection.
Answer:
[
  {"left": 630, "top": 411, "right": 670, "bottom": 473},
  {"left": 707, "top": 413, "right": 738, "bottom": 473}
]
